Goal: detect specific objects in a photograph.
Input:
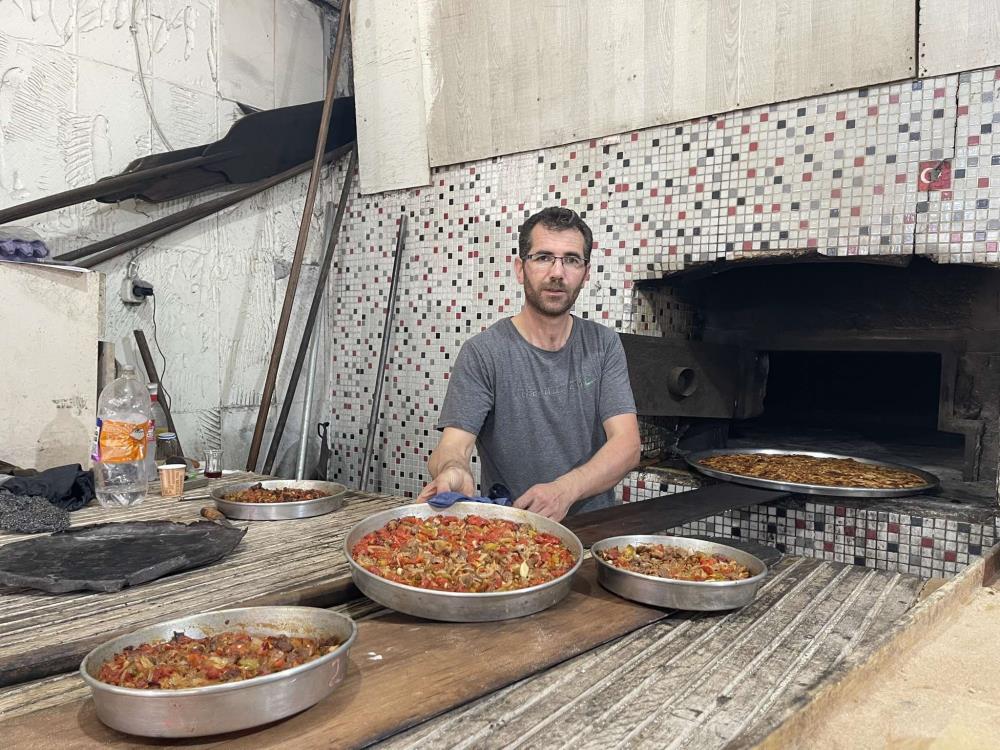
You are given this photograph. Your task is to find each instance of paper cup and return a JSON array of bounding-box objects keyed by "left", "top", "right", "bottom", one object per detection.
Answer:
[{"left": 158, "top": 463, "right": 186, "bottom": 497}]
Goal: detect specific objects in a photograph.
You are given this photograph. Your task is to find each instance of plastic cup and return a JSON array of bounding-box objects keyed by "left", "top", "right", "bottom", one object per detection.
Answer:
[{"left": 158, "top": 464, "right": 186, "bottom": 497}]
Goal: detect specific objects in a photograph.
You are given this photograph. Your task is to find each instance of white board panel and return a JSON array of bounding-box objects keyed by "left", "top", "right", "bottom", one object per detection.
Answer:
[
  {"left": 275, "top": 0, "right": 326, "bottom": 107},
  {"left": 411, "top": 0, "right": 916, "bottom": 172},
  {"left": 351, "top": 0, "right": 430, "bottom": 194},
  {"left": 920, "top": 0, "right": 1000, "bottom": 76},
  {"left": 218, "top": 0, "right": 275, "bottom": 109},
  {"left": 0, "top": 264, "right": 103, "bottom": 470}
]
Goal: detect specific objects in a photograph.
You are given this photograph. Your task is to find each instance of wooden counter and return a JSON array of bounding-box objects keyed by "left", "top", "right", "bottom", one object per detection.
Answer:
[
  {"left": 0, "top": 481, "right": 926, "bottom": 748},
  {"left": 0, "top": 473, "right": 407, "bottom": 686}
]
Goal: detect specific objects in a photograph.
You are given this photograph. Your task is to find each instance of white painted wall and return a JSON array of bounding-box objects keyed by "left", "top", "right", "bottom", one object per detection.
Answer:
[{"left": 0, "top": 0, "right": 338, "bottom": 475}]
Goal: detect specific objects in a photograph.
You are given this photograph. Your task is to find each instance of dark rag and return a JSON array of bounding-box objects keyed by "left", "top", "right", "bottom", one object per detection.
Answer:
[{"left": 1, "top": 464, "right": 95, "bottom": 511}]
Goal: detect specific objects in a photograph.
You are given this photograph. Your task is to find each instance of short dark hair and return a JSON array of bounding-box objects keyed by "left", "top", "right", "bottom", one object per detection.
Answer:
[{"left": 518, "top": 207, "right": 593, "bottom": 263}]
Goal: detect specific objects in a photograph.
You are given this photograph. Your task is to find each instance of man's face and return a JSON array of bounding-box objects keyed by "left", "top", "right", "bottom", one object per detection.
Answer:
[{"left": 515, "top": 225, "right": 590, "bottom": 317}]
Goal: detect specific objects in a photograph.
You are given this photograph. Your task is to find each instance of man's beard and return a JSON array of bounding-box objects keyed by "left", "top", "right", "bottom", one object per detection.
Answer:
[{"left": 523, "top": 275, "right": 583, "bottom": 317}]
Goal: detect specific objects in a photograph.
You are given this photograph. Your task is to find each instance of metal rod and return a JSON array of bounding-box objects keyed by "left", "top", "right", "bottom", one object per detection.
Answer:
[
  {"left": 0, "top": 152, "right": 226, "bottom": 226},
  {"left": 59, "top": 144, "right": 352, "bottom": 267},
  {"left": 133, "top": 329, "right": 183, "bottom": 456},
  {"left": 359, "top": 213, "right": 408, "bottom": 493},
  {"left": 246, "top": 0, "right": 352, "bottom": 472},
  {"left": 296, "top": 323, "right": 321, "bottom": 480},
  {"left": 295, "top": 206, "right": 336, "bottom": 479},
  {"left": 262, "top": 147, "right": 358, "bottom": 474}
]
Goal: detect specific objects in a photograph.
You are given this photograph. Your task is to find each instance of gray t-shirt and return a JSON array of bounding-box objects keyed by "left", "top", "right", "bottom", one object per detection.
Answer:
[{"left": 436, "top": 316, "right": 637, "bottom": 514}]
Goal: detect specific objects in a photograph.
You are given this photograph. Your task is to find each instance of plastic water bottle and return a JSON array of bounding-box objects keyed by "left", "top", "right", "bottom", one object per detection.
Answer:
[{"left": 93, "top": 365, "right": 151, "bottom": 507}]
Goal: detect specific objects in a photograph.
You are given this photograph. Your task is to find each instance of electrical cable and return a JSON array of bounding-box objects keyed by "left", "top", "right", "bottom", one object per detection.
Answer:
[
  {"left": 130, "top": 0, "right": 174, "bottom": 151},
  {"left": 150, "top": 294, "right": 173, "bottom": 412}
]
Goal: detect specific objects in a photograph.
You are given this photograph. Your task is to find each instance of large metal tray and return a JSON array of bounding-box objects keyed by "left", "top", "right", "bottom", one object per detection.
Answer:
[
  {"left": 79, "top": 606, "right": 357, "bottom": 738},
  {"left": 345, "top": 502, "right": 584, "bottom": 622},
  {"left": 685, "top": 448, "right": 940, "bottom": 498},
  {"left": 211, "top": 479, "right": 347, "bottom": 520},
  {"left": 592, "top": 535, "right": 768, "bottom": 611}
]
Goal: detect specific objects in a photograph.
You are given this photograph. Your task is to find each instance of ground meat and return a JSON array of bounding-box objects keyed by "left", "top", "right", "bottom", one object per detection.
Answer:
[
  {"left": 0, "top": 492, "right": 71, "bottom": 533},
  {"left": 97, "top": 630, "right": 340, "bottom": 689},
  {"left": 699, "top": 454, "right": 927, "bottom": 489},
  {"left": 224, "top": 483, "right": 326, "bottom": 503},
  {"left": 597, "top": 544, "right": 751, "bottom": 582}
]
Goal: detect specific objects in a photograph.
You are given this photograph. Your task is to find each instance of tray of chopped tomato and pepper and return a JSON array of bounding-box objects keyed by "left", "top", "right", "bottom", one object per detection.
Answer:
[{"left": 345, "top": 503, "right": 584, "bottom": 622}]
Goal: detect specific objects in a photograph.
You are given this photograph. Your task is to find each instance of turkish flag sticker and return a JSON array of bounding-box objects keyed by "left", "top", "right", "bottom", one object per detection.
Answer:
[{"left": 918, "top": 160, "right": 952, "bottom": 191}]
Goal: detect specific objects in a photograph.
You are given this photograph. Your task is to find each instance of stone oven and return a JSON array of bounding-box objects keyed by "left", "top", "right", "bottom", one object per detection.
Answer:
[
  {"left": 625, "top": 256, "right": 1000, "bottom": 501},
  {"left": 621, "top": 256, "right": 1000, "bottom": 578}
]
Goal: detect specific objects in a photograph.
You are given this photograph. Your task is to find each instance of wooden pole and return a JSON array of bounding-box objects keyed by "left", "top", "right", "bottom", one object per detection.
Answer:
[{"left": 246, "top": 0, "right": 352, "bottom": 472}]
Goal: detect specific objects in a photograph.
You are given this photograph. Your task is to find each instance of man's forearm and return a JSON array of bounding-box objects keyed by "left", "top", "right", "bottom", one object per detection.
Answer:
[
  {"left": 557, "top": 433, "right": 641, "bottom": 505},
  {"left": 428, "top": 446, "right": 474, "bottom": 482}
]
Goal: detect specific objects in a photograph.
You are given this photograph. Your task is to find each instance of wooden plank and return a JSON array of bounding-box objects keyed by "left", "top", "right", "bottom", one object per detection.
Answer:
[
  {"left": 375, "top": 558, "right": 924, "bottom": 750},
  {"left": 351, "top": 0, "right": 431, "bottom": 193},
  {"left": 751, "top": 541, "right": 1000, "bottom": 749},
  {"left": 0, "top": 475, "right": 407, "bottom": 687},
  {"left": 413, "top": 0, "right": 915, "bottom": 172},
  {"left": 0, "top": 598, "right": 386, "bottom": 724},
  {"left": 919, "top": 0, "right": 1000, "bottom": 77},
  {"left": 1, "top": 560, "right": 669, "bottom": 748},
  {"left": 564, "top": 483, "right": 789, "bottom": 547}
]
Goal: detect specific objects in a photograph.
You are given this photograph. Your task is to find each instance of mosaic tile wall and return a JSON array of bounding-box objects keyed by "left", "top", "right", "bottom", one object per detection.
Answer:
[
  {"left": 325, "top": 65, "right": 1000, "bottom": 498},
  {"left": 618, "top": 470, "right": 998, "bottom": 579}
]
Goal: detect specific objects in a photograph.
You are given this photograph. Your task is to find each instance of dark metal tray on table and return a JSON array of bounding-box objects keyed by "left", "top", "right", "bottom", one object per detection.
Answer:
[{"left": 686, "top": 447, "right": 940, "bottom": 498}]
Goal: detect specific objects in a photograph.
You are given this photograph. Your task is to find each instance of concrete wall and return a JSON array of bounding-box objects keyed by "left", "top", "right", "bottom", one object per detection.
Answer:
[{"left": 0, "top": 0, "right": 339, "bottom": 474}]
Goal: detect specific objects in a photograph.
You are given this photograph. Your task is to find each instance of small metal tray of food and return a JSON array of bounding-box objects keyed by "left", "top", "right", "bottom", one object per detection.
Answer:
[
  {"left": 210, "top": 479, "right": 347, "bottom": 520},
  {"left": 685, "top": 448, "right": 940, "bottom": 498},
  {"left": 345, "top": 502, "right": 584, "bottom": 622},
  {"left": 79, "top": 605, "right": 357, "bottom": 738},
  {"left": 592, "top": 535, "right": 768, "bottom": 611}
]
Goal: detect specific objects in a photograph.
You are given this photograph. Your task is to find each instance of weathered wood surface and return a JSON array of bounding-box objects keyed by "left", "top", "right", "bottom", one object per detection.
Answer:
[
  {"left": 0, "top": 474, "right": 407, "bottom": 686},
  {"left": 1, "top": 560, "right": 671, "bottom": 748},
  {"left": 0, "top": 597, "right": 386, "bottom": 724},
  {"left": 919, "top": 0, "right": 1000, "bottom": 76},
  {"left": 376, "top": 557, "right": 924, "bottom": 750},
  {"left": 755, "top": 541, "right": 1000, "bottom": 749},
  {"left": 420, "top": 0, "right": 914, "bottom": 168}
]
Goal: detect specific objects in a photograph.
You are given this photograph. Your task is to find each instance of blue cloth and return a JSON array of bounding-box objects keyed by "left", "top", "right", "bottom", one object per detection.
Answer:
[{"left": 427, "top": 491, "right": 512, "bottom": 509}]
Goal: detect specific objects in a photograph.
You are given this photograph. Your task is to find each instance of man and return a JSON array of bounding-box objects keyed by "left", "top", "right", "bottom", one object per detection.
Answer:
[{"left": 417, "top": 206, "right": 641, "bottom": 521}]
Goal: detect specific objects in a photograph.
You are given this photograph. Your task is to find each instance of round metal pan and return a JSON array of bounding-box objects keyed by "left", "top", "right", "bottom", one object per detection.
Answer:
[
  {"left": 592, "top": 535, "right": 768, "bottom": 611},
  {"left": 345, "top": 502, "right": 584, "bottom": 622},
  {"left": 79, "top": 606, "right": 357, "bottom": 738},
  {"left": 685, "top": 448, "right": 940, "bottom": 498},
  {"left": 211, "top": 479, "right": 348, "bottom": 520}
]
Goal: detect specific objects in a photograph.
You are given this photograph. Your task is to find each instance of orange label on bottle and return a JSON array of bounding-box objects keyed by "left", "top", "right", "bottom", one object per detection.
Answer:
[{"left": 96, "top": 419, "right": 150, "bottom": 463}]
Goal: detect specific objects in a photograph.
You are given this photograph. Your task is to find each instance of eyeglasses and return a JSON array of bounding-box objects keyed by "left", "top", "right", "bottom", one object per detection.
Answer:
[{"left": 523, "top": 252, "right": 588, "bottom": 270}]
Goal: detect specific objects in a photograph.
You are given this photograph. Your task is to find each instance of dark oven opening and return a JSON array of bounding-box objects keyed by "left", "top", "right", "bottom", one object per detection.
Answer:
[
  {"left": 749, "top": 350, "right": 948, "bottom": 438},
  {"left": 629, "top": 256, "right": 1000, "bottom": 503},
  {"left": 729, "top": 349, "right": 968, "bottom": 488}
]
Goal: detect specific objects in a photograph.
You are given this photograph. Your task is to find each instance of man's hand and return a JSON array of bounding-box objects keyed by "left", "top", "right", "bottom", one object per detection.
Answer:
[
  {"left": 513, "top": 480, "right": 575, "bottom": 521},
  {"left": 416, "top": 465, "right": 475, "bottom": 503}
]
